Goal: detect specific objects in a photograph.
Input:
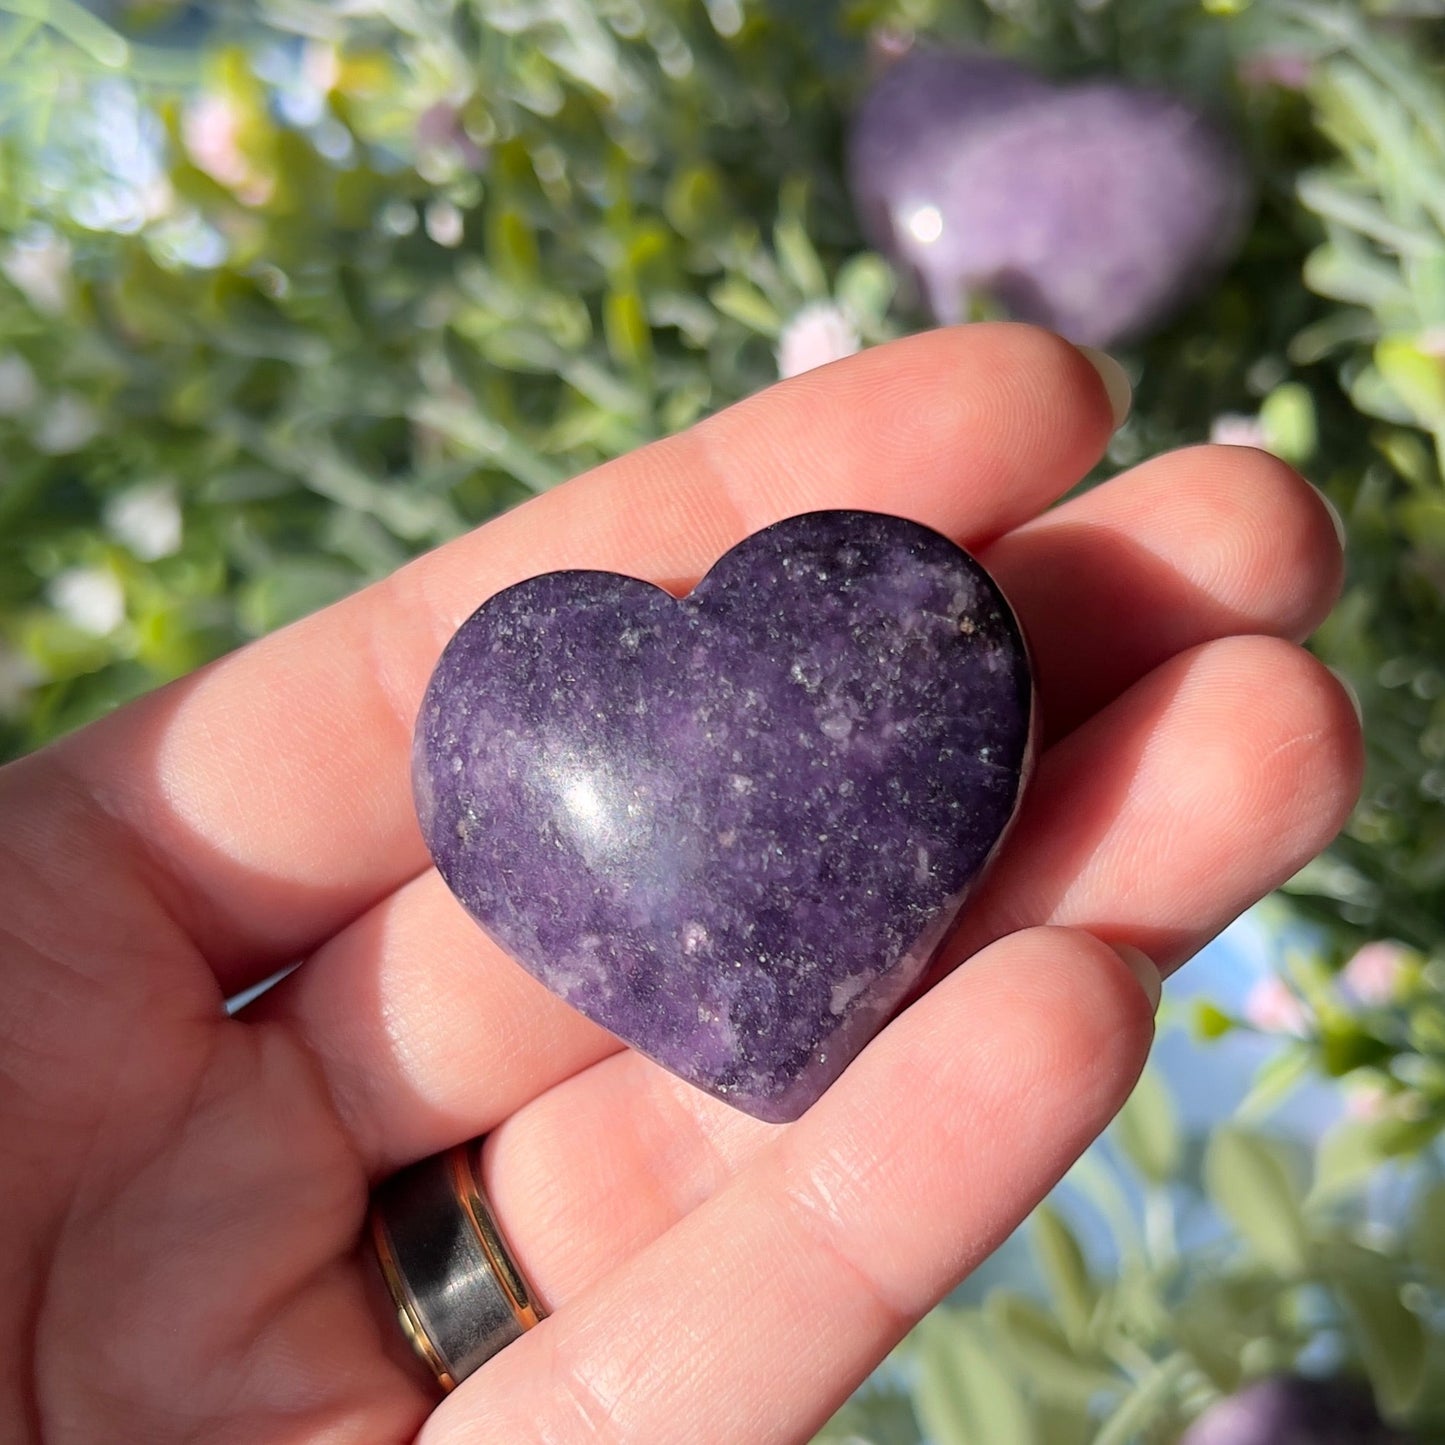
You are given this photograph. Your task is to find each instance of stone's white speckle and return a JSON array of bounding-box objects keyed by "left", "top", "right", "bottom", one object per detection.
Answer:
[
  {"left": 619, "top": 626, "right": 642, "bottom": 650},
  {"left": 682, "top": 921, "right": 709, "bottom": 954},
  {"left": 717, "top": 829, "right": 737, "bottom": 847},
  {"left": 820, "top": 711, "right": 853, "bottom": 741},
  {"left": 914, "top": 846, "right": 931, "bottom": 884},
  {"left": 729, "top": 773, "right": 754, "bottom": 795},
  {"left": 830, "top": 972, "right": 871, "bottom": 1014},
  {"left": 790, "top": 659, "right": 822, "bottom": 690},
  {"left": 450, "top": 755, "right": 463, "bottom": 773}
]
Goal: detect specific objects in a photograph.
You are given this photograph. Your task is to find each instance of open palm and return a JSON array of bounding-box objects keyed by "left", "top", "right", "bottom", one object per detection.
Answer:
[{"left": 2, "top": 326, "right": 1360, "bottom": 1444}]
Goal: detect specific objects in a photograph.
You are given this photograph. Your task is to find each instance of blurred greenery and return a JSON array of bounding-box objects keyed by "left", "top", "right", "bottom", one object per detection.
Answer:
[
  {"left": 818, "top": 1066, "right": 1445, "bottom": 1441},
  {"left": 5, "top": 0, "right": 1445, "bottom": 1438}
]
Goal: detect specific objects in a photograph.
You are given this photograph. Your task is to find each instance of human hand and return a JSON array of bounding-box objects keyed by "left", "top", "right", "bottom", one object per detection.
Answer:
[{"left": 1, "top": 326, "right": 1360, "bottom": 1443}]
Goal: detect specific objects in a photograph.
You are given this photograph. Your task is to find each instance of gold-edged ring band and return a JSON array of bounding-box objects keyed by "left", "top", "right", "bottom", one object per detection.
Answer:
[{"left": 369, "top": 1140, "right": 545, "bottom": 1391}]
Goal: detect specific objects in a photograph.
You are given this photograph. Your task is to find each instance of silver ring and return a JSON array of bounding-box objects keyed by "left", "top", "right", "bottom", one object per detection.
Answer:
[{"left": 369, "top": 1140, "right": 545, "bottom": 1391}]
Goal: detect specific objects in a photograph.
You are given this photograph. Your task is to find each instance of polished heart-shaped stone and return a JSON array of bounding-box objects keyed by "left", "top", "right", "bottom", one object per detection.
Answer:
[
  {"left": 847, "top": 49, "right": 1252, "bottom": 347},
  {"left": 414, "top": 511, "right": 1033, "bottom": 1121}
]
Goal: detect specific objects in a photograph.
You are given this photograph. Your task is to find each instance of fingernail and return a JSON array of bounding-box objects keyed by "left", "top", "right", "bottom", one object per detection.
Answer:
[
  {"left": 1328, "top": 666, "right": 1364, "bottom": 727},
  {"left": 1078, "top": 346, "right": 1132, "bottom": 430},
  {"left": 1313, "top": 484, "right": 1347, "bottom": 552},
  {"left": 1114, "top": 943, "right": 1161, "bottom": 1015}
]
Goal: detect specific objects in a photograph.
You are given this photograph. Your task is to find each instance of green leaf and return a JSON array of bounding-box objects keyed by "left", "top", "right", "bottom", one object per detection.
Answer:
[
  {"left": 814, "top": 1385, "right": 921, "bottom": 1444},
  {"left": 1192, "top": 998, "right": 1236, "bottom": 1041},
  {"left": 988, "top": 1293, "right": 1123, "bottom": 1407},
  {"left": 1375, "top": 338, "right": 1445, "bottom": 429},
  {"left": 1035, "top": 1400, "right": 1093, "bottom": 1445},
  {"left": 774, "top": 214, "right": 828, "bottom": 301},
  {"left": 1410, "top": 1182, "right": 1445, "bottom": 1278},
  {"left": 1349, "top": 363, "right": 1421, "bottom": 425},
  {"left": 1337, "top": 1274, "right": 1427, "bottom": 1416},
  {"left": 1318, "top": 1021, "right": 1394, "bottom": 1076},
  {"left": 1374, "top": 427, "right": 1440, "bottom": 489},
  {"left": 1312, "top": 1116, "right": 1395, "bottom": 1199},
  {"left": 664, "top": 163, "right": 727, "bottom": 240},
  {"left": 1203, "top": 1129, "right": 1309, "bottom": 1275},
  {"left": 1259, "top": 382, "right": 1318, "bottom": 466},
  {"left": 1297, "top": 173, "right": 1439, "bottom": 257},
  {"left": 1302, "top": 241, "right": 1411, "bottom": 314},
  {"left": 1092, "top": 1355, "right": 1189, "bottom": 1445},
  {"left": 236, "top": 559, "right": 356, "bottom": 634},
  {"left": 1237, "top": 1045, "right": 1313, "bottom": 1123},
  {"left": 1111, "top": 1068, "right": 1181, "bottom": 1185},
  {"left": 834, "top": 254, "right": 896, "bottom": 326},
  {"left": 709, "top": 276, "right": 781, "bottom": 336},
  {"left": 1030, "top": 1204, "right": 1096, "bottom": 1342},
  {"left": 487, "top": 206, "right": 541, "bottom": 284},
  {"left": 10, "top": 0, "right": 128, "bottom": 67},
  {"left": 603, "top": 288, "right": 653, "bottom": 370},
  {"left": 912, "top": 1311, "right": 1031, "bottom": 1445}
]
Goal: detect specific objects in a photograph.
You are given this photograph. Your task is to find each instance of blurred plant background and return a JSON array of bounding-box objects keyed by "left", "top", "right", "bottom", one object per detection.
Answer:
[{"left": 4, "top": 0, "right": 1445, "bottom": 1439}]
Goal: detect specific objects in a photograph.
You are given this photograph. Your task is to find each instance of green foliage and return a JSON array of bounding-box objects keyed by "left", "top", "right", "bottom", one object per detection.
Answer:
[
  {"left": 822, "top": 1071, "right": 1445, "bottom": 1442},
  {"left": 7, "top": 3, "right": 1445, "bottom": 1442}
]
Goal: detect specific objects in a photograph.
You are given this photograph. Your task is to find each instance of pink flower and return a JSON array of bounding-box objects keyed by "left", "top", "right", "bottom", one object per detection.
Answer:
[
  {"left": 1238, "top": 51, "right": 1314, "bottom": 92},
  {"left": 1243, "top": 975, "right": 1310, "bottom": 1036},
  {"left": 183, "top": 95, "right": 273, "bottom": 206},
  {"left": 1345, "top": 1080, "right": 1390, "bottom": 1120},
  {"left": 777, "top": 302, "right": 860, "bottom": 380},
  {"left": 1341, "top": 942, "right": 1407, "bottom": 1007}
]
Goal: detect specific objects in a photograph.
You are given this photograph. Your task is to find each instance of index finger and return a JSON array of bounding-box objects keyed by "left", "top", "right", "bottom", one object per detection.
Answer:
[{"left": 34, "top": 325, "right": 1119, "bottom": 988}]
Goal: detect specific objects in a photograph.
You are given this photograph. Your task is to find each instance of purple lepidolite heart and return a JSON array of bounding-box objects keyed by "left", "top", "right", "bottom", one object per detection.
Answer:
[{"left": 414, "top": 510, "right": 1033, "bottom": 1122}]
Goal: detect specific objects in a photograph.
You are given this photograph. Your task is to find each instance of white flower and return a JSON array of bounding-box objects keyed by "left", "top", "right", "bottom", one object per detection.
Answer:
[
  {"left": 424, "top": 200, "right": 464, "bottom": 248},
  {"left": 2, "top": 232, "right": 71, "bottom": 315},
  {"left": 777, "top": 301, "right": 861, "bottom": 380},
  {"left": 105, "top": 483, "right": 183, "bottom": 561},
  {"left": 1341, "top": 941, "right": 1407, "bottom": 1007},
  {"left": 1242, "top": 974, "right": 1309, "bottom": 1036},
  {"left": 303, "top": 43, "right": 341, "bottom": 93},
  {"left": 1209, "top": 412, "right": 1268, "bottom": 449},
  {"left": 33, "top": 394, "right": 100, "bottom": 455},
  {"left": 0, "top": 354, "right": 38, "bottom": 416},
  {"left": 48, "top": 567, "right": 125, "bottom": 636}
]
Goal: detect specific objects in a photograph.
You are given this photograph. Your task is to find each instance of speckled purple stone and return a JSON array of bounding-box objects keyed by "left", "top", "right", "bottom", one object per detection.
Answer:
[{"left": 414, "top": 511, "right": 1033, "bottom": 1122}]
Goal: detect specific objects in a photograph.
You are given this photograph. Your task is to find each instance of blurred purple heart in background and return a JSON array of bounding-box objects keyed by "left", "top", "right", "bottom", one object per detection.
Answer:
[{"left": 848, "top": 48, "right": 1253, "bottom": 347}]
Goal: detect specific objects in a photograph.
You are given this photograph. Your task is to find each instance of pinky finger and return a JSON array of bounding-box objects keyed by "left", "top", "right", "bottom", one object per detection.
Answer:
[{"left": 423, "top": 926, "right": 1158, "bottom": 1445}]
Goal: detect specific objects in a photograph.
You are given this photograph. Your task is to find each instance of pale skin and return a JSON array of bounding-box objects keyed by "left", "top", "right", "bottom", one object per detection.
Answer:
[{"left": 1, "top": 325, "right": 1361, "bottom": 1444}]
